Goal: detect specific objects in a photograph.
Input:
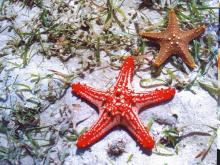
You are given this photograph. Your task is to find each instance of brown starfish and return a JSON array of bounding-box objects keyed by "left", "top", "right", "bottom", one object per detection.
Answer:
[{"left": 139, "top": 9, "right": 206, "bottom": 68}]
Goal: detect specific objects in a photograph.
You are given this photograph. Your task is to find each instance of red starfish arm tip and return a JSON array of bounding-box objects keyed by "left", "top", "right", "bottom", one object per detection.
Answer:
[
  {"left": 125, "top": 56, "right": 135, "bottom": 63},
  {"left": 133, "top": 87, "right": 175, "bottom": 109},
  {"left": 76, "top": 112, "right": 116, "bottom": 148},
  {"left": 123, "top": 110, "right": 154, "bottom": 150},
  {"left": 115, "top": 56, "right": 135, "bottom": 88},
  {"left": 72, "top": 83, "right": 107, "bottom": 107}
]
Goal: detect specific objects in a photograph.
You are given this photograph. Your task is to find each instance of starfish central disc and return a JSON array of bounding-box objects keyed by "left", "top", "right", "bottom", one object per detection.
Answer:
[{"left": 72, "top": 56, "right": 175, "bottom": 150}]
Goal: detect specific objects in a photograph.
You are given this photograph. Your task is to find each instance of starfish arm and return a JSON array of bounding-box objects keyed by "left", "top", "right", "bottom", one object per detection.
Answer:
[
  {"left": 139, "top": 31, "right": 167, "bottom": 42},
  {"left": 123, "top": 109, "right": 154, "bottom": 150},
  {"left": 132, "top": 87, "right": 175, "bottom": 110},
  {"left": 167, "top": 9, "right": 179, "bottom": 29},
  {"left": 178, "top": 44, "right": 196, "bottom": 68},
  {"left": 72, "top": 83, "right": 107, "bottom": 107},
  {"left": 153, "top": 43, "right": 172, "bottom": 67},
  {"left": 115, "top": 56, "right": 135, "bottom": 88},
  {"left": 183, "top": 25, "right": 205, "bottom": 41},
  {"left": 76, "top": 111, "right": 117, "bottom": 148}
]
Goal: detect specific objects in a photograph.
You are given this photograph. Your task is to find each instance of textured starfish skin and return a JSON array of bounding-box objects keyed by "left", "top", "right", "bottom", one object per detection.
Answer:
[
  {"left": 139, "top": 9, "right": 205, "bottom": 68},
  {"left": 72, "top": 57, "right": 175, "bottom": 150}
]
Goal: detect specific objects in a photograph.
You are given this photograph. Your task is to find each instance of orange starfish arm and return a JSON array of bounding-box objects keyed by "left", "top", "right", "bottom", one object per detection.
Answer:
[
  {"left": 167, "top": 9, "right": 179, "bottom": 29},
  {"left": 76, "top": 111, "right": 117, "bottom": 148},
  {"left": 178, "top": 43, "right": 196, "bottom": 68},
  {"left": 115, "top": 56, "right": 135, "bottom": 88},
  {"left": 153, "top": 43, "right": 173, "bottom": 67},
  {"left": 123, "top": 109, "right": 154, "bottom": 149},
  {"left": 72, "top": 83, "right": 107, "bottom": 107},
  {"left": 139, "top": 31, "right": 167, "bottom": 42},
  {"left": 132, "top": 87, "right": 175, "bottom": 110},
  {"left": 183, "top": 25, "right": 206, "bottom": 41}
]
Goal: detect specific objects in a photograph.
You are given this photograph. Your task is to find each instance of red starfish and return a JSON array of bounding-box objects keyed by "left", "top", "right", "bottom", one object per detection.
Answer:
[{"left": 72, "top": 56, "right": 175, "bottom": 150}]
